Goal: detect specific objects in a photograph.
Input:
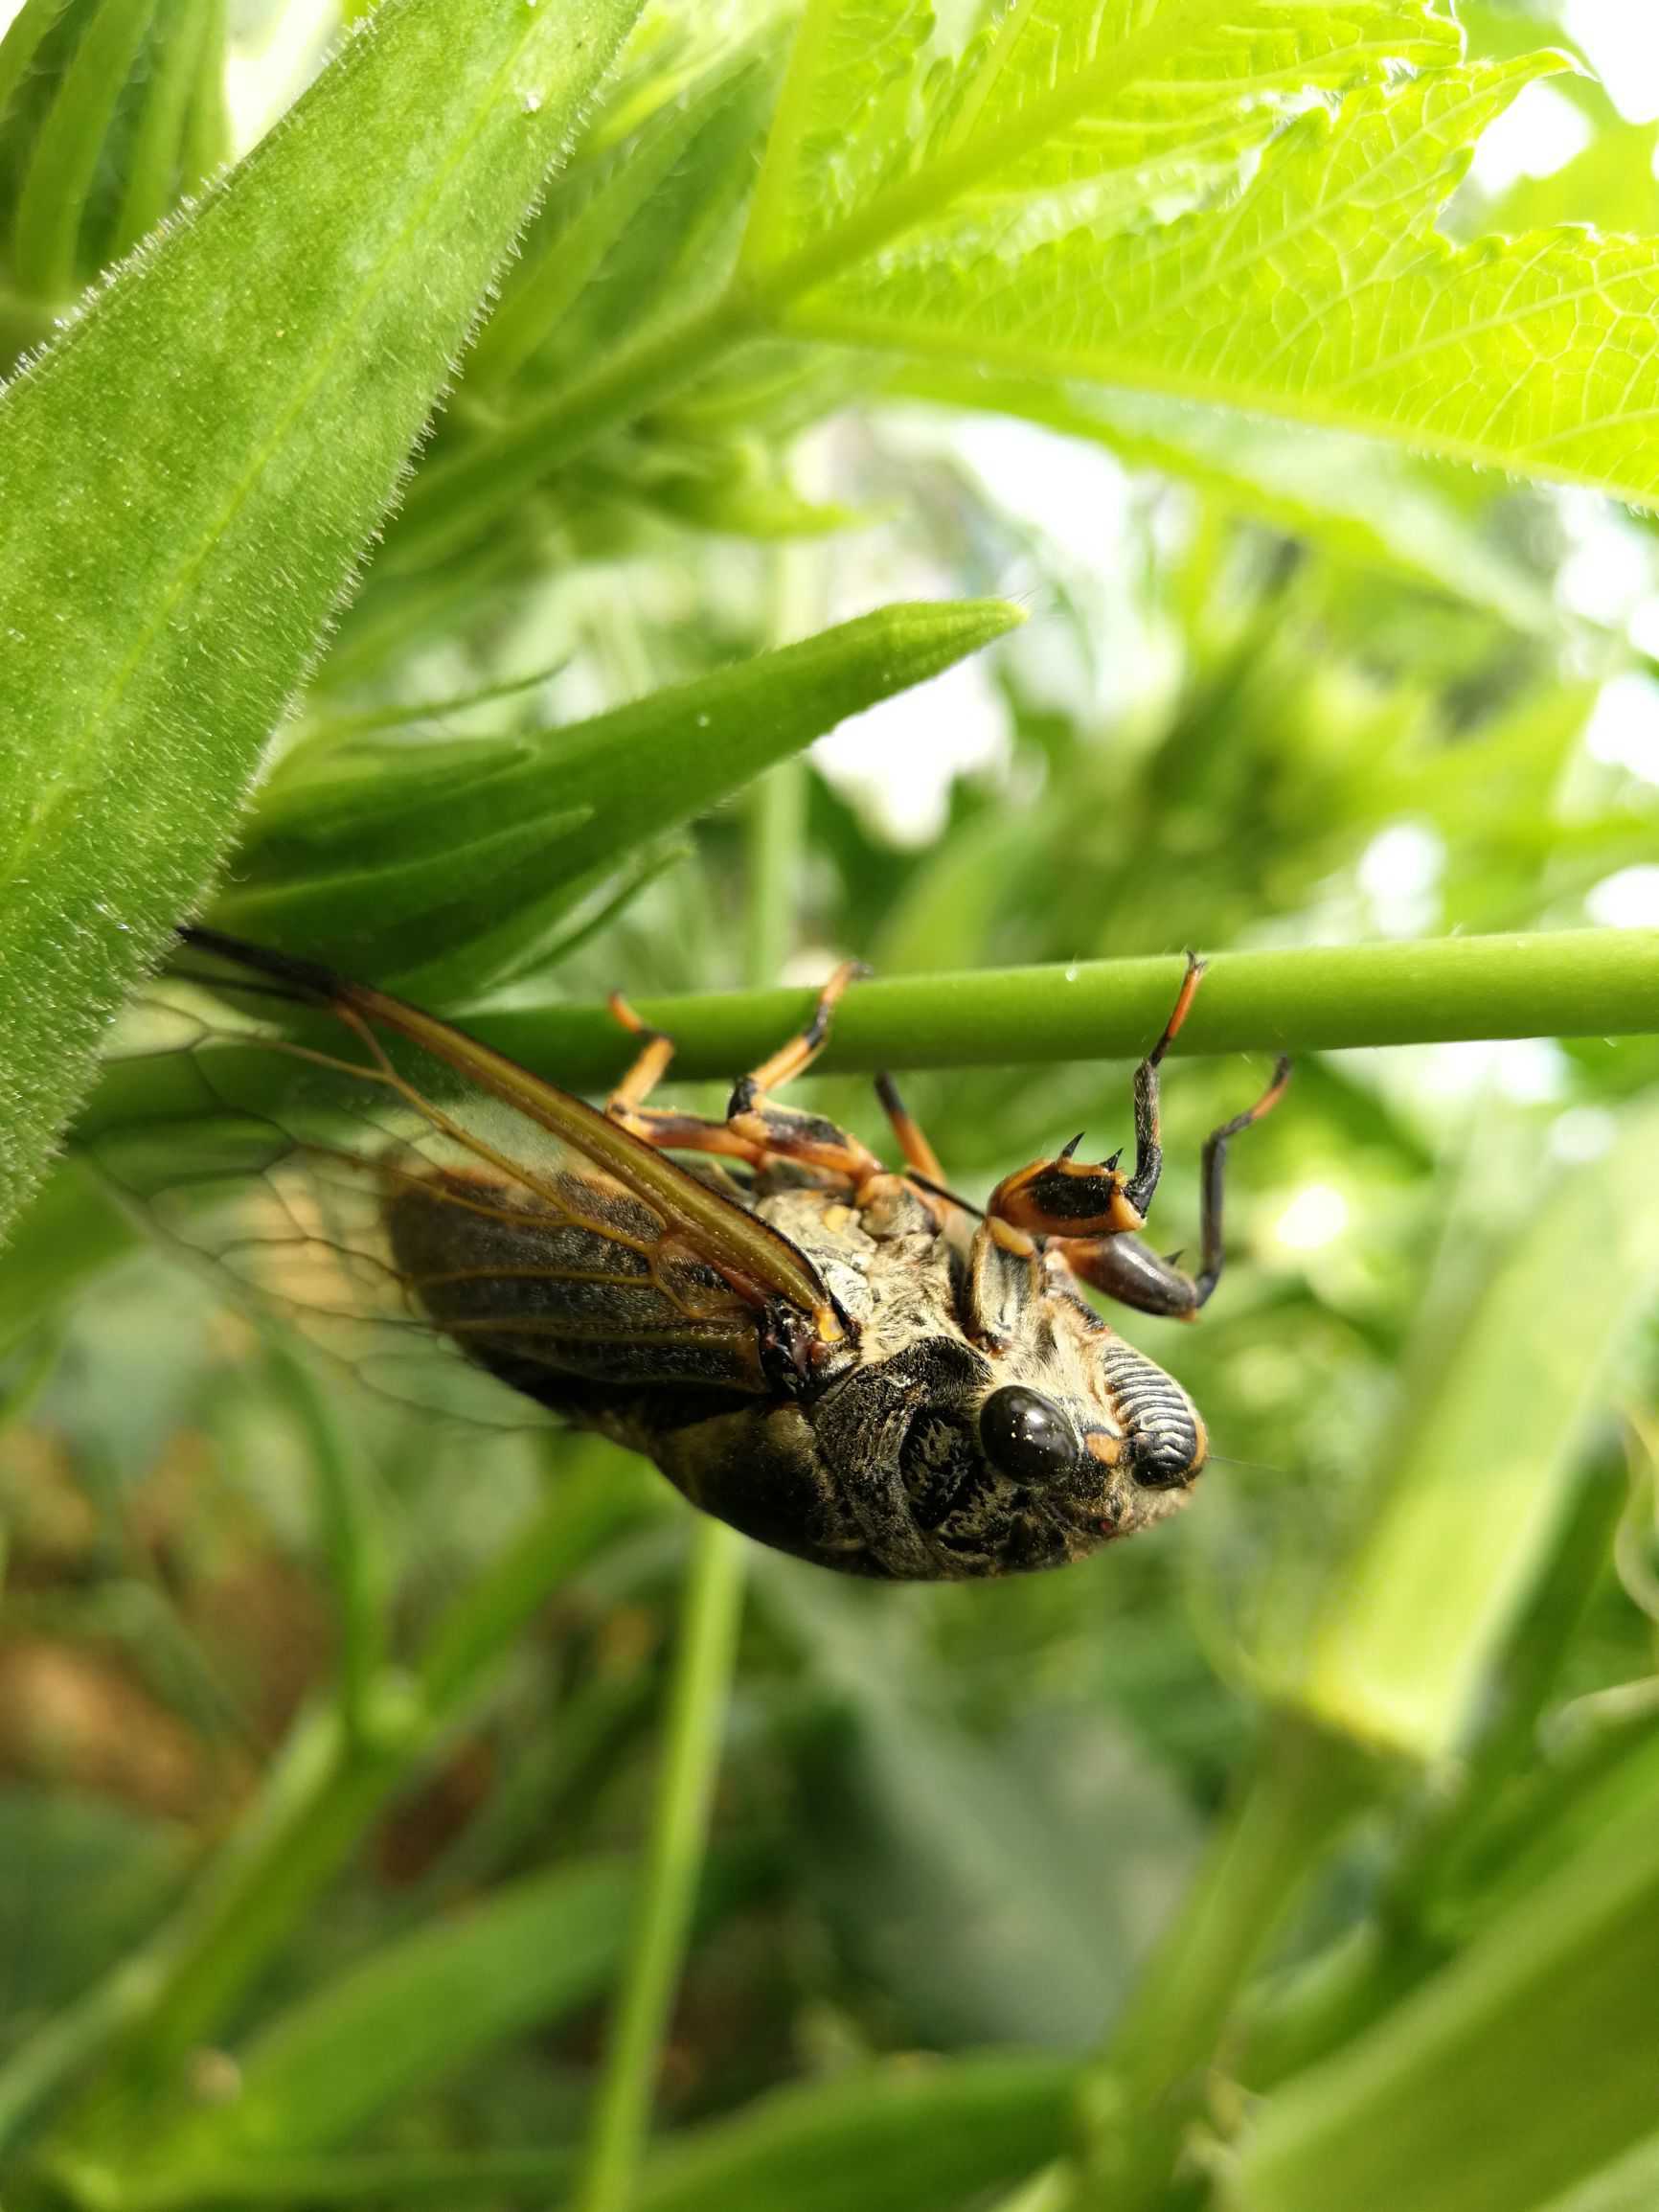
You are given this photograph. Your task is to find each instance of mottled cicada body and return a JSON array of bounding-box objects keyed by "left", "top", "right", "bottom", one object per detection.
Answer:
[{"left": 84, "top": 930, "right": 1287, "bottom": 1581}]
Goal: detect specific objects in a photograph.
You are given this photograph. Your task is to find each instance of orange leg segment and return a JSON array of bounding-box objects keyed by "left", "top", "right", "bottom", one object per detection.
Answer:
[{"left": 602, "top": 963, "right": 883, "bottom": 1190}]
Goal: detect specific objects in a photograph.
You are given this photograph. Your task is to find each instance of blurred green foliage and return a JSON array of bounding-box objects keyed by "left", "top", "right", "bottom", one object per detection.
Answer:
[{"left": 2, "top": 2, "right": 1659, "bottom": 2211}]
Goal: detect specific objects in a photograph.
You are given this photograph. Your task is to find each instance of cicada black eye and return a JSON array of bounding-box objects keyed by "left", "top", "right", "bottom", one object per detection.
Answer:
[{"left": 978, "top": 1385, "right": 1082, "bottom": 1486}]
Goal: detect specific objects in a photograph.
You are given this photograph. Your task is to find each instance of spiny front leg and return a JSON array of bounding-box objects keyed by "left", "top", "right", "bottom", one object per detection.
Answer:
[
  {"left": 986, "top": 954, "right": 1208, "bottom": 1244},
  {"left": 1124, "top": 948, "right": 1205, "bottom": 1219},
  {"left": 1056, "top": 1056, "right": 1291, "bottom": 1319}
]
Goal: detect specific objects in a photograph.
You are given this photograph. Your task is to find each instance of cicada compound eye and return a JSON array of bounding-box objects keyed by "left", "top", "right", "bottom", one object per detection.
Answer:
[{"left": 978, "top": 1385, "right": 1083, "bottom": 1487}]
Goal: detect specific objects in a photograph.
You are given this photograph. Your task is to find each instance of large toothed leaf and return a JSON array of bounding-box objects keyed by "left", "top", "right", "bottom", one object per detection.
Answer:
[
  {"left": 742, "top": 0, "right": 1461, "bottom": 262},
  {"left": 788, "top": 56, "right": 1659, "bottom": 511},
  {"left": 0, "top": 0, "right": 648, "bottom": 1239},
  {"left": 394, "top": 0, "right": 1471, "bottom": 563}
]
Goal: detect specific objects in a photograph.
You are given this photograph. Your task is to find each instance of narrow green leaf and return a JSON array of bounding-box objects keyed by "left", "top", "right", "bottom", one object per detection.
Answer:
[
  {"left": 1231, "top": 1770, "right": 1659, "bottom": 2212},
  {"left": 109, "top": 0, "right": 222, "bottom": 257},
  {"left": 1293, "top": 1101, "right": 1659, "bottom": 1766},
  {"left": 177, "top": 0, "right": 227, "bottom": 185},
  {"left": 137, "top": 1857, "right": 708, "bottom": 2171},
  {"left": 11, "top": 0, "right": 156, "bottom": 298},
  {"left": 470, "top": 50, "right": 763, "bottom": 390},
  {"left": 631, "top": 2054, "right": 1079, "bottom": 2212},
  {"left": 0, "top": 0, "right": 75, "bottom": 148},
  {"left": 0, "top": 0, "right": 648, "bottom": 1238},
  {"left": 211, "top": 599, "right": 1024, "bottom": 985}
]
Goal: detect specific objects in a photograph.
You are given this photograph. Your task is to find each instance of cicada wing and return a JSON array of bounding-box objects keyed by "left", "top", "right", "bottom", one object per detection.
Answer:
[{"left": 82, "top": 942, "right": 831, "bottom": 1425}]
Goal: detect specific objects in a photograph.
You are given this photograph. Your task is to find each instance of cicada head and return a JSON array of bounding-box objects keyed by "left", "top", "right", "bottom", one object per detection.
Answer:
[
  {"left": 857, "top": 1220, "right": 1208, "bottom": 1574},
  {"left": 648, "top": 1192, "right": 1207, "bottom": 1581}
]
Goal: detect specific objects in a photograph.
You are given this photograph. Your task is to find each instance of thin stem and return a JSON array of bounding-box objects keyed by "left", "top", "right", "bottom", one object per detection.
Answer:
[
  {"left": 471, "top": 930, "right": 1659, "bottom": 1091},
  {"left": 573, "top": 746, "right": 803, "bottom": 2211},
  {"left": 267, "top": 1341, "right": 385, "bottom": 1756},
  {"left": 743, "top": 759, "right": 807, "bottom": 989},
  {"left": 570, "top": 1520, "right": 747, "bottom": 2212},
  {"left": 1080, "top": 1711, "right": 1378, "bottom": 2207}
]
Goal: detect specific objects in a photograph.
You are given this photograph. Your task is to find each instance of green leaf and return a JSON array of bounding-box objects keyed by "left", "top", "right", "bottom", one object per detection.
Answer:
[
  {"left": 1290, "top": 1100, "right": 1659, "bottom": 1767},
  {"left": 743, "top": 0, "right": 1460, "bottom": 263},
  {"left": 107, "top": 0, "right": 228, "bottom": 259},
  {"left": 0, "top": 0, "right": 229, "bottom": 303},
  {"left": 0, "top": 0, "right": 648, "bottom": 1239},
  {"left": 210, "top": 600, "right": 1024, "bottom": 984},
  {"left": 631, "top": 2053, "right": 1079, "bottom": 2212},
  {"left": 1231, "top": 1755, "right": 1659, "bottom": 2212},
  {"left": 739, "top": 0, "right": 933, "bottom": 267},
  {"left": 787, "top": 55, "right": 1659, "bottom": 515},
  {"left": 467, "top": 59, "right": 752, "bottom": 391},
  {"left": 131, "top": 1854, "right": 746, "bottom": 2173}
]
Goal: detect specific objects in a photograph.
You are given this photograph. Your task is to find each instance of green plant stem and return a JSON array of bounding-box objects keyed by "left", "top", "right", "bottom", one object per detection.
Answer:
[
  {"left": 571, "top": 1522, "right": 748, "bottom": 2212},
  {"left": 573, "top": 762, "right": 801, "bottom": 2211},
  {"left": 473, "top": 930, "right": 1659, "bottom": 1089},
  {"left": 744, "top": 760, "right": 807, "bottom": 988},
  {"left": 1079, "top": 1712, "right": 1378, "bottom": 2209},
  {"left": 267, "top": 1343, "right": 386, "bottom": 1756}
]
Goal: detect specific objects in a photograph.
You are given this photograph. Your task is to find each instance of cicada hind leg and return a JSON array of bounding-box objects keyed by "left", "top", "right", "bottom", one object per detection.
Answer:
[
  {"left": 985, "top": 954, "right": 1291, "bottom": 1320},
  {"left": 603, "top": 962, "right": 888, "bottom": 1194}
]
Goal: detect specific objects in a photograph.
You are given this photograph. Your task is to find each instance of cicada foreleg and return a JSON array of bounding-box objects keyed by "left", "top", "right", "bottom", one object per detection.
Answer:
[
  {"left": 1052, "top": 1057, "right": 1291, "bottom": 1318},
  {"left": 985, "top": 953, "right": 1209, "bottom": 1247},
  {"left": 604, "top": 963, "right": 885, "bottom": 1189},
  {"left": 981, "top": 954, "right": 1289, "bottom": 1319}
]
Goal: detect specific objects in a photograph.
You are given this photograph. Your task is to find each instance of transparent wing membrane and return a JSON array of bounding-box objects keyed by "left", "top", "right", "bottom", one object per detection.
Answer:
[{"left": 83, "top": 956, "right": 792, "bottom": 1425}]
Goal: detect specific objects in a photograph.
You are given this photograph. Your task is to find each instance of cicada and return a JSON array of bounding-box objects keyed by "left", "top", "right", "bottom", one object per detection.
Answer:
[{"left": 85, "top": 929, "right": 1288, "bottom": 1581}]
